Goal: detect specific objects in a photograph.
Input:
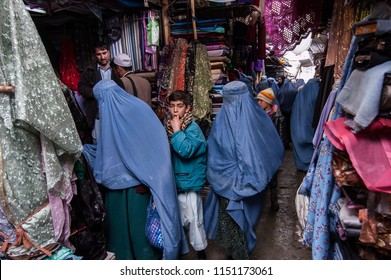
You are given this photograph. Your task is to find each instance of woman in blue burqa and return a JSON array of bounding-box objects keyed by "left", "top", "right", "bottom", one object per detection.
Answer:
[
  {"left": 204, "top": 81, "right": 284, "bottom": 259},
  {"left": 290, "top": 78, "right": 320, "bottom": 171},
  {"left": 83, "top": 79, "right": 188, "bottom": 260}
]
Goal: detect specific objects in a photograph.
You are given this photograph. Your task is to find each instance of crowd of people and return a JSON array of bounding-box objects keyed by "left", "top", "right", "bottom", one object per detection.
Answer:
[{"left": 77, "top": 41, "right": 316, "bottom": 260}]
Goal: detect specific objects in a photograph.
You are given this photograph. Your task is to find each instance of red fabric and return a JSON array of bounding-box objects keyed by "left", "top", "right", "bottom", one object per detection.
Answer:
[
  {"left": 59, "top": 38, "right": 80, "bottom": 91},
  {"left": 174, "top": 43, "right": 188, "bottom": 91},
  {"left": 324, "top": 117, "right": 391, "bottom": 194}
]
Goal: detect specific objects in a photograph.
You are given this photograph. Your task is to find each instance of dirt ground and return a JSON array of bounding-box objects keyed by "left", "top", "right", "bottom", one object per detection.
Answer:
[{"left": 181, "top": 148, "right": 312, "bottom": 260}]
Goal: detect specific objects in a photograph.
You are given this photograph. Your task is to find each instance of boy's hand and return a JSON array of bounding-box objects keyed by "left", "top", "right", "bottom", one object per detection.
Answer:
[{"left": 171, "top": 115, "right": 181, "bottom": 132}]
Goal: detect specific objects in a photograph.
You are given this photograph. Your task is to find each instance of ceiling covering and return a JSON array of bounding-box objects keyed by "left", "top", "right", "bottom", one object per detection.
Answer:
[{"left": 24, "top": 0, "right": 146, "bottom": 16}]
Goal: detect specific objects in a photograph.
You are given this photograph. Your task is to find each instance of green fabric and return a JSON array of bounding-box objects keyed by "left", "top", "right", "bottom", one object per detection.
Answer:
[
  {"left": 44, "top": 246, "right": 77, "bottom": 260},
  {"left": 74, "top": 160, "right": 85, "bottom": 180},
  {"left": 104, "top": 187, "right": 162, "bottom": 260}
]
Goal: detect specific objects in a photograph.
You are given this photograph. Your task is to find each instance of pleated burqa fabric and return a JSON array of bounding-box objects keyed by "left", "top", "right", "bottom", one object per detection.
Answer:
[
  {"left": 83, "top": 80, "right": 187, "bottom": 260},
  {"left": 204, "top": 81, "right": 284, "bottom": 257},
  {"left": 290, "top": 78, "right": 320, "bottom": 171},
  {"left": 0, "top": 0, "right": 82, "bottom": 258}
]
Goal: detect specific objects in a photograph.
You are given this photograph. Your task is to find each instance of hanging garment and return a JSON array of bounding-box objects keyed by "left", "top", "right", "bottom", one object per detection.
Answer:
[
  {"left": 0, "top": 0, "right": 82, "bottom": 258},
  {"left": 264, "top": 0, "right": 322, "bottom": 56},
  {"left": 301, "top": 35, "right": 359, "bottom": 260},
  {"left": 336, "top": 60, "right": 391, "bottom": 133},
  {"left": 204, "top": 81, "right": 284, "bottom": 255},
  {"left": 325, "top": 117, "right": 391, "bottom": 194},
  {"left": 59, "top": 38, "right": 80, "bottom": 92},
  {"left": 192, "top": 42, "right": 214, "bottom": 121},
  {"left": 147, "top": 17, "right": 160, "bottom": 47}
]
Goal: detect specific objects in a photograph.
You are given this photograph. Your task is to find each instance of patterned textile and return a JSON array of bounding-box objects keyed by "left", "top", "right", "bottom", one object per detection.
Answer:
[
  {"left": 264, "top": 0, "right": 322, "bottom": 56},
  {"left": 216, "top": 196, "right": 249, "bottom": 260},
  {"left": 158, "top": 39, "right": 178, "bottom": 106},
  {"left": 0, "top": 0, "right": 82, "bottom": 258},
  {"left": 301, "top": 36, "right": 358, "bottom": 260},
  {"left": 158, "top": 39, "right": 213, "bottom": 121},
  {"left": 168, "top": 39, "right": 188, "bottom": 96},
  {"left": 325, "top": 0, "right": 372, "bottom": 79},
  {"left": 174, "top": 41, "right": 188, "bottom": 91},
  {"left": 192, "top": 43, "right": 213, "bottom": 121},
  {"left": 165, "top": 112, "right": 194, "bottom": 137},
  {"left": 186, "top": 41, "right": 197, "bottom": 95}
]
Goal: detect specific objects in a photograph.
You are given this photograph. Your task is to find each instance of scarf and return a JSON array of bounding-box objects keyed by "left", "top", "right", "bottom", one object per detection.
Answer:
[{"left": 165, "top": 112, "right": 194, "bottom": 137}]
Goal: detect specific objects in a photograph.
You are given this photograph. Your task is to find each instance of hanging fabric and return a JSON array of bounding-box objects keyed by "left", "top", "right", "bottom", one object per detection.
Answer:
[{"left": 0, "top": 0, "right": 82, "bottom": 259}]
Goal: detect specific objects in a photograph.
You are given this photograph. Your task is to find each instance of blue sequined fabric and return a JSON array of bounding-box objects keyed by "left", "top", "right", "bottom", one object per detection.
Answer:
[{"left": 145, "top": 199, "right": 163, "bottom": 250}]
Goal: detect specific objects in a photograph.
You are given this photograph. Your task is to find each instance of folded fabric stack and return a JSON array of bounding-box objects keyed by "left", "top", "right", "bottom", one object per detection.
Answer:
[{"left": 337, "top": 198, "right": 362, "bottom": 238}]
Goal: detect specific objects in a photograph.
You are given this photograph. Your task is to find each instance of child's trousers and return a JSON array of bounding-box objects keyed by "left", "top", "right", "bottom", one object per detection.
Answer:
[{"left": 177, "top": 191, "right": 208, "bottom": 251}]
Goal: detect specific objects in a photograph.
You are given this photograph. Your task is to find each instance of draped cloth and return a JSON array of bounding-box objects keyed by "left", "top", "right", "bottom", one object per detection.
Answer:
[
  {"left": 264, "top": 0, "right": 321, "bottom": 56},
  {"left": 301, "top": 35, "right": 358, "bottom": 260},
  {"left": 158, "top": 39, "right": 212, "bottom": 121},
  {"left": 192, "top": 42, "right": 214, "bottom": 121},
  {"left": 204, "top": 81, "right": 284, "bottom": 254},
  {"left": 324, "top": 117, "right": 391, "bottom": 194},
  {"left": 325, "top": 0, "right": 373, "bottom": 79},
  {"left": 0, "top": 0, "right": 82, "bottom": 257},
  {"left": 290, "top": 78, "right": 320, "bottom": 171},
  {"left": 83, "top": 80, "right": 187, "bottom": 260},
  {"left": 336, "top": 61, "right": 391, "bottom": 133}
]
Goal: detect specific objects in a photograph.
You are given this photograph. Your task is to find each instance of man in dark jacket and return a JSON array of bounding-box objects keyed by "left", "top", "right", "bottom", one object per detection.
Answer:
[{"left": 78, "top": 41, "right": 124, "bottom": 143}]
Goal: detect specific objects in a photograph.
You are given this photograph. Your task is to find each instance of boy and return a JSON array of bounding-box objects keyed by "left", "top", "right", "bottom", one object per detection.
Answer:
[
  {"left": 256, "top": 88, "right": 288, "bottom": 211},
  {"left": 165, "top": 90, "right": 208, "bottom": 259}
]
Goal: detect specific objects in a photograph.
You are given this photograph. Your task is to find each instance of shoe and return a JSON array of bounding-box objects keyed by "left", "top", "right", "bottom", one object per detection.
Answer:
[{"left": 197, "top": 250, "right": 207, "bottom": 260}]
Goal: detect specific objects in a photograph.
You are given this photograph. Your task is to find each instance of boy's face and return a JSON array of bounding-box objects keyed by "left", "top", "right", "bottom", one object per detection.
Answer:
[
  {"left": 257, "top": 99, "right": 270, "bottom": 110},
  {"left": 168, "top": 100, "right": 190, "bottom": 119}
]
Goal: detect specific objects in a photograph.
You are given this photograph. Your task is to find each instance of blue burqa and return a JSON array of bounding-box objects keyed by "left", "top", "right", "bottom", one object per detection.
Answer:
[
  {"left": 277, "top": 78, "right": 297, "bottom": 114},
  {"left": 290, "top": 78, "right": 320, "bottom": 171},
  {"left": 83, "top": 80, "right": 187, "bottom": 259},
  {"left": 204, "top": 81, "right": 284, "bottom": 254}
]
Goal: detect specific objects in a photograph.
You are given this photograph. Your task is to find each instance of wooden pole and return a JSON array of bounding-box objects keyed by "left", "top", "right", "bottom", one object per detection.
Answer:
[
  {"left": 162, "top": 0, "right": 170, "bottom": 45},
  {"left": 190, "top": 0, "right": 197, "bottom": 40}
]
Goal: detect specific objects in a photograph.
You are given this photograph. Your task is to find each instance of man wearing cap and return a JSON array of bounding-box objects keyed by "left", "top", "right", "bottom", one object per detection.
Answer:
[
  {"left": 112, "top": 53, "right": 152, "bottom": 106},
  {"left": 256, "top": 87, "right": 288, "bottom": 211},
  {"left": 78, "top": 41, "right": 124, "bottom": 144}
]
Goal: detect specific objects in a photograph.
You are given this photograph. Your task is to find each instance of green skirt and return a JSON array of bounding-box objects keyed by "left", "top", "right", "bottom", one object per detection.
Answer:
[{"left": 104, "top": 187, "right": 162, "bottom": 260}]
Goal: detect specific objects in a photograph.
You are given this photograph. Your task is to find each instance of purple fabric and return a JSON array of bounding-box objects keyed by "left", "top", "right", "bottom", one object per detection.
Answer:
[
  {"left": 254, "top": 59, "right": 263, "bottom": 71},
  {"left": 264, "top": 0, "right": 321, "bottom": 56}
]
